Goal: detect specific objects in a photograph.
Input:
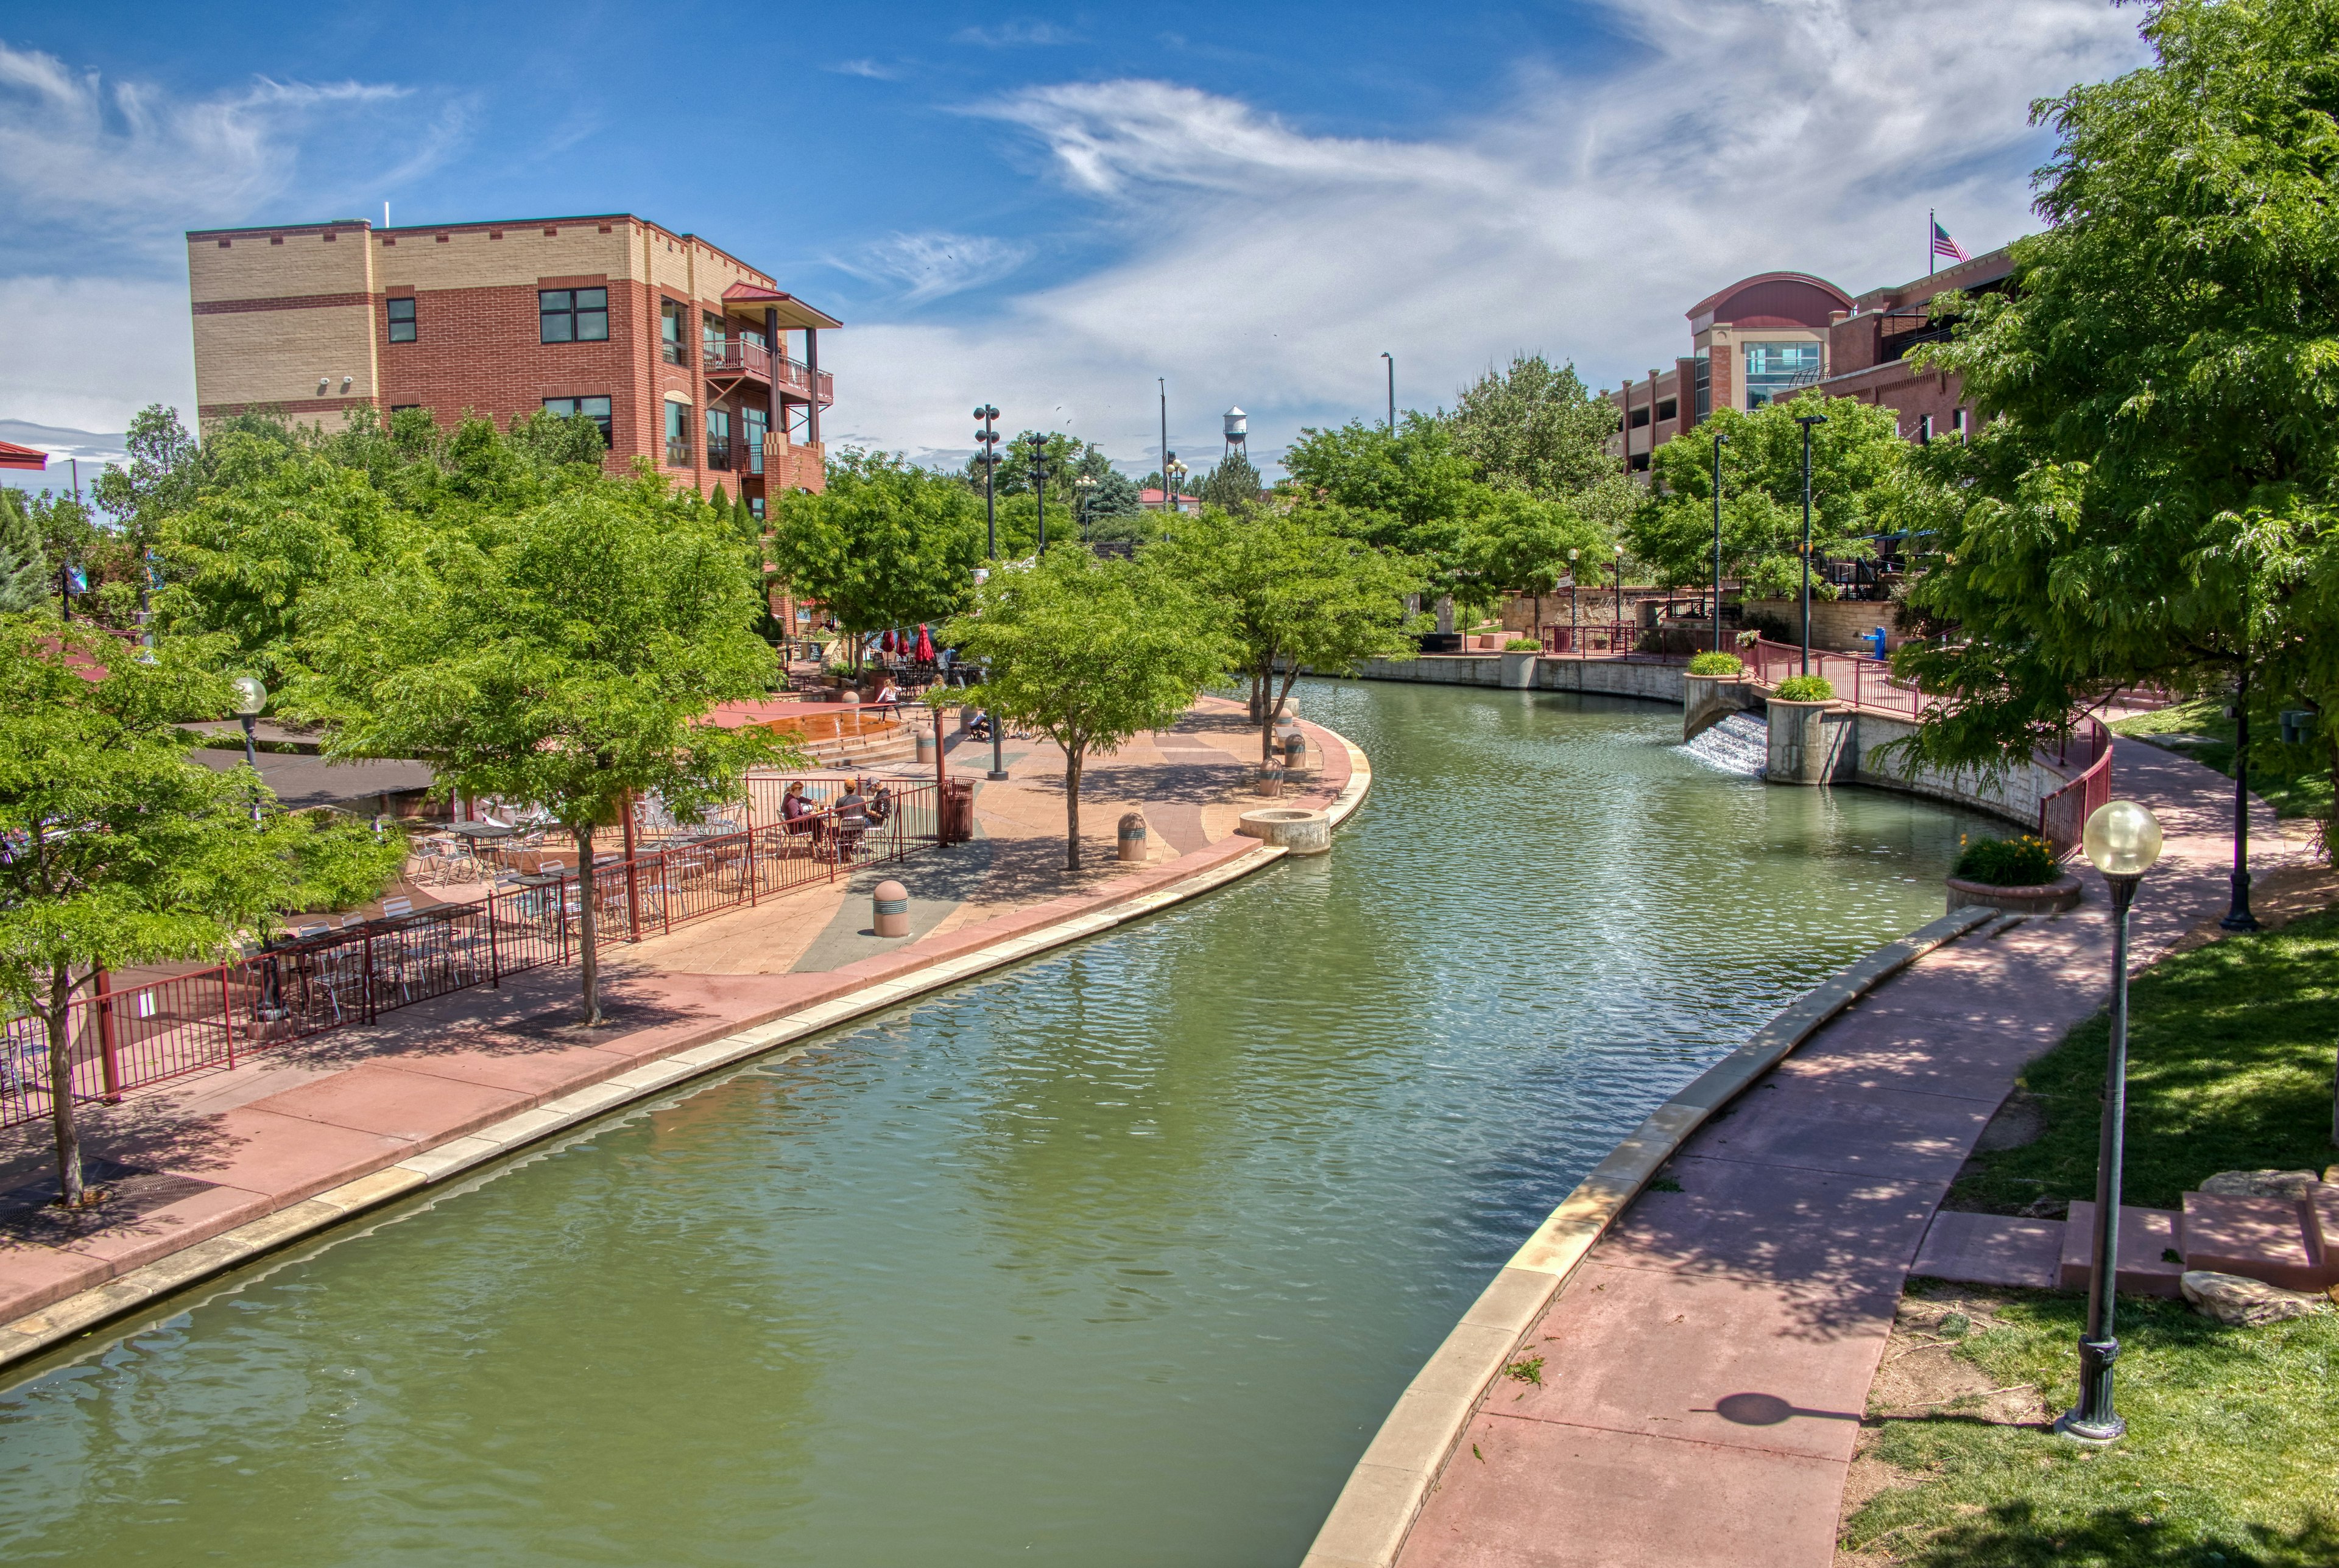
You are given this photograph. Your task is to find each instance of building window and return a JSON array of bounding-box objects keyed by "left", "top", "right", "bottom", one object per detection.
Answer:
[
  {"left": 1693, "top": 354, "right": 1711, "bottom": 420},
  {"left": 1628, "top": 404, "right": 1650, "bottom": 429},
  {"left": 543, "top": 395, "right": 613, "bottom": 444},
  {"left": 1742, "top": 342, "right": 1822, "bottom": 407},
  {"left": 540, "top": 288, "right": 609, "bottom": 343},
  {"left": 1654, "top": 398, "right": 1676, "bottom": 423},
  {"left": 386, "top": 297, "right": 417, "bottom": 343},
  {"left": 749, "top": 496, "right": 765, "bottom": 521},
  {"left": 661, "top": 300, "right": 685, "bottom": 365},
  {"left": 1916, "top": 413, "right": 1932, "bottom": 445},
  {"left": 703, "top": 312, "right": 727, "bottom": 366},
  {"left": 665, "top": 401, "right": 690, "bottom": 467},
  {"left": 705, "top": 407, "right": 732, "bottom": 471},
  {"left": 1952, "top": 407, "right": 1968, "bottom": 441},
  {"left": 743, "top": 406, "right": 767, "bottom": 474}
]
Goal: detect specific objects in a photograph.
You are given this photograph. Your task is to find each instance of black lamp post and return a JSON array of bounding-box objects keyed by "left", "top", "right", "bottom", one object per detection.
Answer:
[
  {"left": 1029, "top": 434, "right": 1051, "bottom": 554},
  {"left": 974, "top": 404, "right": 1000, "bottom": 560},
  {"left": 230, "top": 675, "right": 267, "bottom": 826},
  {"left": 1711, "top": 429, "right": 1729, "bottom": 654},
  {"left": 1568, "top": 547, "right": 1580, "bottom": 653},
  {"left": 2058, "top": 798, "right": 2165, "bottom": 1446},
  {"left": 1612, "top": 544, "right": 1625, "bottom": 653},
  {"left": 1794, "top": 413, "right": 1828, "bottom": 675},
  {"left": 2222, "top": 616, "right": 2260, "bottom": 931}
]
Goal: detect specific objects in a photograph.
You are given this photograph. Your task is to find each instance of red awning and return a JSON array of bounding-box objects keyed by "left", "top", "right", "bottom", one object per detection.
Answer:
[
  {"left": 0, "top": 440, "right": 48, "bottom": 471},
  {"left": 719, "top": 283, "right": 843, "bottom": 330}
]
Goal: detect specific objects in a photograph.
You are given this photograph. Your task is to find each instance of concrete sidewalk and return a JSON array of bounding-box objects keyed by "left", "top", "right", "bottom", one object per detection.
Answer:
[
  {"left": 1381, "top": 745, "right": 2295, "bottom": 1568},
  {"left": 0, "top": 700, "right": 1359, "bottom": 1363}
]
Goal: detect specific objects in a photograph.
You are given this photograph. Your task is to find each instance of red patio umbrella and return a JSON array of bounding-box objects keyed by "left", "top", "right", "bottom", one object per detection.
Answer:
[
  {"left": 881, "top": 628, "right": 897, "bottom": 653},
  {"left": 914, "top": 624, "right": 934, "bottom": 662}
]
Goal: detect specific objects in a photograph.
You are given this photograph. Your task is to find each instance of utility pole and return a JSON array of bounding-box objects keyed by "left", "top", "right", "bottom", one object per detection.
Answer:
[
  {"left": 1795, "top": 413, "right": 1828, "bottom": 676},
  {"left": 1712, "top": 430, "right": 1729, "bottom": 654},
  {"left": 1159, "top": 378, "right": 1170, "bottom": 515},
  {"left": 1381, "top": 352, "right": 1395, "bottom": 431}
]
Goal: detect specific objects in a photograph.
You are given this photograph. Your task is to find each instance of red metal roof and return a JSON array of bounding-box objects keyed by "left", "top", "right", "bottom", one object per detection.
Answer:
[{"left": 0, "top": 440, "right": 48, "bottom": 471}]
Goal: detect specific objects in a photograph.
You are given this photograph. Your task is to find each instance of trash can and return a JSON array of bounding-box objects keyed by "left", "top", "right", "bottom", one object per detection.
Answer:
[{"left": 1118, "top": 812, "right": 1148, "bottom": 863}]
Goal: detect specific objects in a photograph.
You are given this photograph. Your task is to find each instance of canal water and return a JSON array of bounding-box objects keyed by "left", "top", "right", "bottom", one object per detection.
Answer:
[{"left": 0, "top": 681, "right": 1992, "bottom": 1567}]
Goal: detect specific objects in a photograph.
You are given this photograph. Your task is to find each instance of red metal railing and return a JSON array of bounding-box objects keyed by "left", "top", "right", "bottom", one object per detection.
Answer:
[
  {"left": 0, "top": 779, "right": 939, "bottom": 1130},
  {"left": 1739, "top": 637, "right": 1931, "bottom": 719},
  {"left": 2037, "top": 719, "right": 2114, "bottom": 859}
]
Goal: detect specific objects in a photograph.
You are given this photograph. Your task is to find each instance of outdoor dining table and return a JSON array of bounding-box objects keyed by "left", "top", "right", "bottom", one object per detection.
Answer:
[{"left": 442, "top": 821, "right": 517, "bottom": 840}]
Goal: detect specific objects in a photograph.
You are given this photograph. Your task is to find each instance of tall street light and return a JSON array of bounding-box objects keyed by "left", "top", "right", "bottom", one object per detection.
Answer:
[
  {"left": 1568, "top": 547, "right": 1580, "bottom": 653},
  {"left": 974, "top": 405, "right": 1000, "bottom": 560},
  {"left": 1612, "top": 544, "right": 1626, "bottom": 653},
  {"left": 1795, "top": 412, "right": 1829, "bottom": 676},
  {"left": 1075, "top": 473, "right": 1098, "bottom": 541},
  {"left": 1029, "top": 434, "right": 1051, "bottom": 555},
  {"left": 1165, "top": 455, "right": 1188, "bottom": 513},
  {"left": 1380, "top": 352, "right": 1395, "bottom": 431},
  {"left": 2222, "top": 578, "right": 2260, "bottom": 931},
  {"left": 2058, "top": 798, "right": 2165, "bottom": 1446},
  {"left": 1711, "top": 429, "right": 1730, "bottom": 655}
]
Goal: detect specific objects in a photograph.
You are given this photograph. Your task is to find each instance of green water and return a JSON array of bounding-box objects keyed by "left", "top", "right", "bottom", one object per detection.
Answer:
[{"left": 0, "top": 681, "right": 1992, "bottom": 1566}]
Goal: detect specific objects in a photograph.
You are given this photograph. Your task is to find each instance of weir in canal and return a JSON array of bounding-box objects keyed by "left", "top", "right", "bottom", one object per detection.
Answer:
[{"left": 0, "top": 679, "right": 1995, "bottom": 1567}]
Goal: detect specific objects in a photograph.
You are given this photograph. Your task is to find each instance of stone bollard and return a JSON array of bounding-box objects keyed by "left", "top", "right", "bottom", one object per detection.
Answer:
[
  {"left": 1255, "top": 763, "right": 1285, "bottom": 798},
  {"left": 1282, "top": 729, "right": 1307, "bottom": 770},
  {"left": 872, "top": 879, "right": 909, "bottom": 938},
  {"left": 915, "top": 730, "right": 937, "bottom": 765},
  {"left": 1118, "top": 812, "right": 1148, "bottom": 863}
]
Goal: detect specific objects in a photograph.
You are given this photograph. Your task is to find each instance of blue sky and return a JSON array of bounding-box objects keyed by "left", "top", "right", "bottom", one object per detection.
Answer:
[{"left": 0, "top": 1, "right": 2150, "bottom": 482}]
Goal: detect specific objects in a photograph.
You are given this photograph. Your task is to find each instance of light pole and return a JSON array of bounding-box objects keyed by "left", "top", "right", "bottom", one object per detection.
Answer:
[
  {"left": 1568, "top": 547, "right": 1580, "bottom": 653},
  {"left": 2223, "top": 578, "right": 2260, "bottom": 931},
  {"left": 1613, "top": 544, "right": 1626, "bottom": 653},
  {"left": 2058, "top": 799, "right": 2166, "bottom": 1446},
  {"left": 974, "top": 404, "right": 1000, "bottom": 560},
  {"left": 1029, "top": 434, "right": 1051, "bottom": 554},
  {"left": 230, "top": 675, "right": 267, "bottom": 826},
  {"left": 1380, "top": 352, "right": 1395, "bottom": 431},
  {"left": 1711, "top": 429, "right": 1729, "bottom": 654},
  {"left": 1165, "top": 455, "right": 1187, "bottom": 513},
  {"left": 1795, "top": 413, "right": 1828, "bottom": 675},
  {"left": 1075, "top": 473, "right": 1098, "bottom": 541},
  {"left": 1159, "top": 377, "right": 1170, "bottom": 516}
]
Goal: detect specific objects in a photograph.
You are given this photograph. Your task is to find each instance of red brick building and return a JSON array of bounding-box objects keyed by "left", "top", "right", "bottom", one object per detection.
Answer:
[
  {"left": 1815, "top": 246, "right": 2014, "bottom": 445},
  {"left": 184, "top": 214, "right": 838, "bottom": 511}
]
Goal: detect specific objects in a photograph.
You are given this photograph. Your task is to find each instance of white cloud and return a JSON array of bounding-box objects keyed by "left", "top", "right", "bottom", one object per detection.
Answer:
[
  {"left": 824, "top": 0, "right": 2151, "bottom": 473},
  {"left": 0, "top": 275, "right": 193, "bottom": 433},
  {"left": 826, "top": 58, "right": 905, "bottom": 80},
  {"left": 833, "top": 232, "right": 1035, "bottom": 304},
  {"left": 953, "top": 21, "right": 1077, "bottom": 47}
]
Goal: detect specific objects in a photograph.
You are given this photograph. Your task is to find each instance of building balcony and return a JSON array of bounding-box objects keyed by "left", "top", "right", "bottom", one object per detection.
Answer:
[{"left": 703, "top": 339, "right": 833, "bottom": 406}]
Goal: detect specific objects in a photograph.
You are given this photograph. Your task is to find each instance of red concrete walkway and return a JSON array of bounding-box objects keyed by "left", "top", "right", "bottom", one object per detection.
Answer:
[
  {"left": 1390, "top": 745, "right": 2293, "bottom": 1568},
  {"left": 0, "top": 705, "right": 1356, "bottom": 1350}
]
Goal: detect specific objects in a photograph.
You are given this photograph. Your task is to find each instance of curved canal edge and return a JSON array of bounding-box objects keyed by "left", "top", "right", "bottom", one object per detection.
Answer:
[
  {"left": 1300, "top": 903, "right": 1994, "bottom": 1568},
  {"left": 0, "top": 715, "right": 1374, "bottom": 1379}
]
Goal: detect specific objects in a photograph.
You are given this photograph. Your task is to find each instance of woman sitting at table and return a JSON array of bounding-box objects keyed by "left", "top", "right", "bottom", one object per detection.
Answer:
[
  {"left": 780, "top": 781, "right": 824, "bottom": 848},
  {"left": 867, "top": 782, "right": 894, "bottom": 826}
]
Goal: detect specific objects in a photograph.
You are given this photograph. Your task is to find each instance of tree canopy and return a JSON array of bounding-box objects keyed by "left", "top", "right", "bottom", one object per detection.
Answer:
[
  {"left": 944, "top": 549, "right": 1229, "bottom": 870},
  {"left": 1623, "top": 392, "right": 1903, "bottom": 599},
  {"left": 1448, "top": 353, "right": 1621, "bottom": 501},
  {"left": 774, "top": 449, "right": 983, "bottom": 658},
  {"left": 1889, "top": 0, "right": 2339, "bottom": 812}
]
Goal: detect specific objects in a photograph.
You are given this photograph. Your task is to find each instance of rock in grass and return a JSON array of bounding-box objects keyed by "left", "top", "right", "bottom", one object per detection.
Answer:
[
  {"left": 2181, "top": 1270, "right": 2329, "bottom": 1327},
  {"left": 2199, "top": 1169, "right": 2321, "bottom": 1199}
]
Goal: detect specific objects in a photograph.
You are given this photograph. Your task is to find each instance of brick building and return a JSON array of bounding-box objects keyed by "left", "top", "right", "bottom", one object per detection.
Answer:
[
  {"left": 184, "top": 214, "right": 838, "bottom": 510},
  {"left": 1607, "top": 272, "right": 1852, "bottom": 470},
  {"left": 1606, "top": 249, "right": 2017, "bottom": 465}
]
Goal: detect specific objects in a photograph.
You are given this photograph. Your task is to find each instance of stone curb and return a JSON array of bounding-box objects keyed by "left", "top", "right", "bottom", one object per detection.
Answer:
[
  {"left": 0, "top": 720, "right": 1374, "bottom": 1378},
  {"left": 1298, "top": 902, "right": 1995, "bottom": 1568}
]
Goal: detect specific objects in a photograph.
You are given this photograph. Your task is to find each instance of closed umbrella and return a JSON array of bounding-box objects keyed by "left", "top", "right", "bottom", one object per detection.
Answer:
[
  {"left": 881, "top": 628, "right": 897, "bottom": 655},
  {"left": 914, "top": 624, "right": 934, "bottom": 662}
]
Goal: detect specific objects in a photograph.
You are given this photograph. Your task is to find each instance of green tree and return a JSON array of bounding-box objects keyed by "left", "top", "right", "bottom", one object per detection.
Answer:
[
  {"left": 1889, "top": 0, "right": 2339, "bottom": 821},
  {"left": 944, "top": 549, "right": 1230, "bottom": 870},
  {"left": 0, "top": 489, "right": 48, "bottom": 614},
  {"left": 1197, "top": 451, "right": 1264, "bottom": 515},
  {"left": 1154, "top": 503, "right": 1422, "bottom": 761},
  {"left": 1282, "top": 414, "right": 1484, "bottom": 604},
  {"left": 1448, "top": 354, "right": 1620, "bottom": 500},
  {"left": 1623, "top": 393, "right": 1902, "bottom": 599},
  {"left": 775, "top": 449, "right": 982, "bottom": 663},
  {"left": 1081, "top": 469, "right": 1151, "bottom": 544},
  {"left": 0, "top": 623, "right": 400, "bottom": 1206},
  {"left": 302, "top": 477, "right": 794, "bottom": 1025},
  {"left": 1466, "top": 488, "right": 1609, "bottom": 635}
]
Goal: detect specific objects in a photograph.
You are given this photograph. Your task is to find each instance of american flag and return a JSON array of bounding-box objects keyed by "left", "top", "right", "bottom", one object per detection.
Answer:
[{"left": 1931, "top": 219, "right": 1967, "bottom": 263}]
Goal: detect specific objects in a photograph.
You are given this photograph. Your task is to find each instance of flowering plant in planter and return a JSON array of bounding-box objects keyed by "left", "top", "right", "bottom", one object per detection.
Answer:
[
  {"left": 1687, "top": 652, "right": 1744, "bottom": 675},
  {"left": 1774, "top": 675, "right": 1834, "bottom": 702},
  {"left": 1953, "top": 834, "right": 2059, "bottom": 887}
]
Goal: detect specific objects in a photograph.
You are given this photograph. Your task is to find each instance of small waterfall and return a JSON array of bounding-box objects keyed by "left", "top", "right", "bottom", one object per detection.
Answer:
[{"left": 1679, "top": 711, "right": 1768, "bottom": 776}]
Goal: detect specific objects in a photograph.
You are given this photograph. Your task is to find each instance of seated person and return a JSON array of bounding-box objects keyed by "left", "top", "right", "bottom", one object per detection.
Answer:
[
  {"left": 965, "top": 707, "right": 993, "bottom": 740},
  {"left": 866, "top": 783, "right": 894, "bottom": 825},
  {"left": 780, "top": 781, "right": 824, "bottom": 842}
]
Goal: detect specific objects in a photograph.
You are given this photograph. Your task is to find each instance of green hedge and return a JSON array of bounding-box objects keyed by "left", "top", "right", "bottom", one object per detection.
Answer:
[
  {"left": 1774, "top": 675, "right": 1834, "bottom": 701},
  {"left": 1505, "top": 638, "right": 1541, "bottom": 651},
  {"left": 1687, "top": 652, "right": 1743, "bottom": 675},
  {"left": 1952, "top": 834, "right": 2059, "bottom": 887}
]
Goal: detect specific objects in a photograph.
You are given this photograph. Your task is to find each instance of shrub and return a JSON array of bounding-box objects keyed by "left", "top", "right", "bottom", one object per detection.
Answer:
[
  {"left": 1687, "top": 652, "right": 1743, "bottom": 675},
  {"left": 1774, "top": 675, "right": 1834, "bottom": 702},
  {"left": 1953, "top": 834, "right": 2059, "bottom": 887},
  {"left": 1505, "top": 638, "right": 1541, "bottom": 651}
]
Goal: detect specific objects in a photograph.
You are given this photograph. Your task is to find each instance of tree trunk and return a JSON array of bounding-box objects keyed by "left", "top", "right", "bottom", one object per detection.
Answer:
[
  {"left": 44, "top": 965, "right": 83, "bottom": 1208},
  {"left": 1064, "top": 748, "right": 1083, "bottom": 872},
  {"left": 1248, "top": 670, "right": 1266, "bottom": 723},
  {"left": 574, "top": 822, "right": 602, "bottom": 1026},
  {"left": 1532, "top": 591, "right": 1543, "bottom": 641}
]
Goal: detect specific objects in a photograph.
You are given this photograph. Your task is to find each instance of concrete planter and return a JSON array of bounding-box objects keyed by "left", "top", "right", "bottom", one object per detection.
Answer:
[
  {"left": 1236, "top": 806, "right": 1332, "bottom": 856},
  {"left": 1498, "top": 649, "right": 1539, "bottom": 689},
  {"left": 1762, "top": 697, "right": 1844, "bottom": 785},
  {"left": 1946, "top": 873, "right": 2083, "bottom": 915}
]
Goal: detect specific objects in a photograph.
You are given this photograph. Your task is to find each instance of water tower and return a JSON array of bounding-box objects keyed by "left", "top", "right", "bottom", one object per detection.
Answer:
[{"left": 1222, "top": 407, "right": 1247, "bottom": 463}]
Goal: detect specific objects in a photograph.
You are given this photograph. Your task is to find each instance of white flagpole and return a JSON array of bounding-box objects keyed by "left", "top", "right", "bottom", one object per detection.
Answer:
[{"left": 1929, "top": 208, "right": 1936, "bottom": 276}]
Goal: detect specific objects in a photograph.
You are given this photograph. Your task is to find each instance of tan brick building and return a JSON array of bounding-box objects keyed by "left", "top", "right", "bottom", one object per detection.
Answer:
[
  {"left": 185, "top": 214, "right": 838, "bottom": 510},
  {"left": 1607, "top": 272, "right": 1853, "bottom": 471}
]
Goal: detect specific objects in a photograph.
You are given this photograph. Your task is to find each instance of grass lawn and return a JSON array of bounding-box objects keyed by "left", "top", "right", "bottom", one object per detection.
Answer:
[
  {"left": 1843, "top": 1288, "right": 2339, "bottom": 1566},
  {"left": 2112, "top": 699, "right": 2332, "bottom": 823},
  {"left": 1949, "top": 909, "right": 2339, "bottom": 1213}
]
